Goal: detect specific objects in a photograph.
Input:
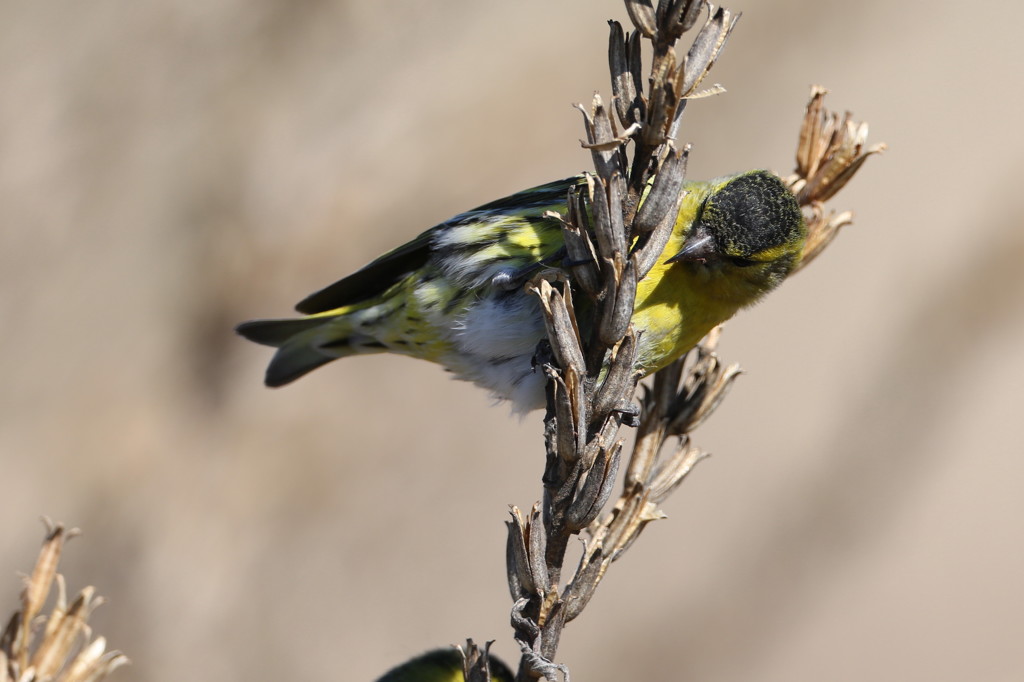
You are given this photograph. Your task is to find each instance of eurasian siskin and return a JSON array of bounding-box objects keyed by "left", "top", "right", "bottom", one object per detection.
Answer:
[
  {"left": 236, "top": 169, "right": 805, "bottom": 410},
  {"left": 375, "top": 648, "right": 514, "bottom": 682}
]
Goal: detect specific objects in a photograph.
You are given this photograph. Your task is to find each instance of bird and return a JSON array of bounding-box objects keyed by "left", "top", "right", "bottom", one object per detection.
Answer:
[
  {"left": 236, "top": 169, "right": 806, "bottom": 411},
  {"left": 375, "top": 648, "right": 514, "bottom": 682}
]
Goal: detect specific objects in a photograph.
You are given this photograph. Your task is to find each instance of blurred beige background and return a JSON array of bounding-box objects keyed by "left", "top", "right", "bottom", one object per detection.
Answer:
[{"left": 2, "top": 1, "right": 1022, "bottom": 680}]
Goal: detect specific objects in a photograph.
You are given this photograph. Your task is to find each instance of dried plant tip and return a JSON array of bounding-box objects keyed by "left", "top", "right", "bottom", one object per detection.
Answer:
[
  {"left": 563, "top": 546, "right": 606, "bottom": 622},
  {"left": 624, "top": 0, "right": 657, "bottom": 37},
  {"left": 797, "top": 207, "right": 854, "bottom": 270},
  {"left": 632, "top": 144, "right": 688, "bottom": 235},
  {"left": 668, "top": 359, "right": 742, "bottom": 435},
  {"left": 791, "top": 86, "right": 886, "bottom": 204},
  {"left": 626, "top": 30, "right": 645, "bottom": 101},
  {"left": 551, "top": 454, "right": 589, "bottom": 516},
  {"left": 506, "top": 504, "right": 553, "bottom": 605},
  {"left": 618, "top": 500, "right": 669, "bottom": 558},
  {"left": 22, "top": 523, "right": 70, "bottom": 633},
  {"left": 785, "top": 86, "right": 885, "bottom": 266},
  {"left": 609, "top": 21, "right": 635, "bottom": 122},
  {"left": 506, "top": 506, "right": 537, "bottom": 599},
  {"left": 561, "top": 370, "right": 586, "bottom": 464},
  {"left": 598, "top": 258, "right": 637, "bottom": 345},
  {"left": 656, "top": 0, "right": 707, "bottom": 41},
  {"left": 623, "top": 362, "right": 684, "bottom": 488},
  {"left": 32, "top": 587, "right": 100, "bottom": 677},
  {"left": 542, "top": 365, "right": 584, "bottom": 467},
  {"left": 632, "top": 200, "right": 678, "bottom": 280},
  {"left": 679, "top": 6, "right": 738, "bottom": 97},
  {"left": 624, "top": 423, "right": 666, "bottom": 490},
  {"left": 530, "top": 280, "right": 586, "bottom": 377},
  {"left": 648, "top": 439, "right": 710, "bottom": 501},
  {"left": 591, "top": 333, "right": 641, "bottom": 423},
  {"left": 560, "top": 193, "right": 601, "bottom": 295},
  {"left": 566, "top": 444, "right": 623, "bottom": 531},
  {"left": 801, "top": 123, "right": 884, "bottom": 204},
  {"left": 580, "top": 124, "right": 642, "bottom": 153},
  {"left": 676, "top": 0, "right": 708, "bottom": 33},
  {"left": 641, "top": 49, "right": 679, "bottom": 149},
  {"left": 3, "top": 523, "right": 124, "bottom": 682},
  {"left": 601, "top": 491, "right": 661, "bottom": 560},
  {"left": 795, "top": 84, "right": 832, "bottom": 180},
  {"left": 682, "top": 83, "right": 726, "bottom": 100},
  {"left": 631, "top": 149, "right": 688, "bottom": 281},
  {"left": 608, "top": 22, "right": 646, "bottom": 128},
  {"left": 526, "top": 504, "right": 550, "bottom": 593},
  {"left": 1, "top": 613, "right": 18, "bottom": 668},
  {"left": 590, "top": 174, "right": 629, "bottom": 260},
  {"left": 459, "top": 639, "right": 500, "bottom": 682},
  {"left": 62, "top": 637, "right": 129, "bottom": 682},
  {"left": 577, "top": 96, "right": 627, "bottom": 182}
]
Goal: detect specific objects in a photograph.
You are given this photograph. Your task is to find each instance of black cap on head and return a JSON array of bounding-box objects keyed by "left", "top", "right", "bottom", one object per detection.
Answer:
[{"left": 702, "top": 170, "right": 804, "bottom": 260}]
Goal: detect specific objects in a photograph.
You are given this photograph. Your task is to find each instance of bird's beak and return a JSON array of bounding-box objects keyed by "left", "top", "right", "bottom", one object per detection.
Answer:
[{"left": 666, "top": 223, "right": 717, "bottom": 264}]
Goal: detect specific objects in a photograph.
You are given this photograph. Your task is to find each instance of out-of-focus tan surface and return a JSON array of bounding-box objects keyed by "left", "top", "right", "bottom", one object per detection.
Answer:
[{"left": 2, "top": 1, "right": 1022, "bottom": 680}]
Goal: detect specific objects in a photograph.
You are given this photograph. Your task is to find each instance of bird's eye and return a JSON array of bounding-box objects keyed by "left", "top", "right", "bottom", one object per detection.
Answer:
[{"left": 727, "top": 255, "right": 759, "bottom": 268}]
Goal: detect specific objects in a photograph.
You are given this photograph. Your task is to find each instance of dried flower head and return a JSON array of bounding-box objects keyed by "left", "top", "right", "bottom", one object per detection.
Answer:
[{"left": 1, "top": 521, "right": 127, "bottom": 682}]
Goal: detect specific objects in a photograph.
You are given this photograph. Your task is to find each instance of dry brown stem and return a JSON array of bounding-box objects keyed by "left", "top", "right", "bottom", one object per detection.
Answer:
[
  {"left": 504, "top": 4, "right": 883, "bottom": 682},
  {"left": 1, "top": 521, "right": 127, "bottom": 682}
]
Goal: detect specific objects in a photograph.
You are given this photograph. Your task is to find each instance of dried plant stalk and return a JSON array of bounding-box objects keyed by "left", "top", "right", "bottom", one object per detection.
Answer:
[
  {"left": 504, "top": 4, "right": 883, "bottom": 682},
  {"left": 458, "top": 639, "right": 503, "bottom": 682},
  {"left": 1, "top": 521, "right": 127, "bottom": 682},
  {"left": 508, "top": 2, "right": 739, "bottom": 680}
]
